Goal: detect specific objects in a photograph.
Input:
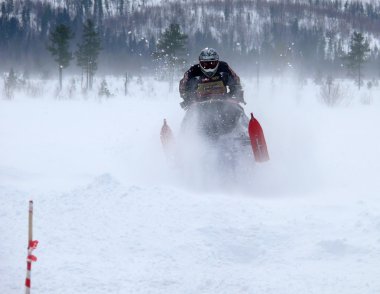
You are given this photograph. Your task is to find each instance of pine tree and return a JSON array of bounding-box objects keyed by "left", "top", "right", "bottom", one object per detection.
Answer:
[
  {"left": 344, "top": 31, "right": 370, "bottom": 89},
  {"left": 76, "top": 19, "right": 101, "bottom": 90},
  {"left": 118, "top": 0, "right": 124, "bottom": 16},
  {"left": 47, "top": 24, "right": 74, "bottom": 91},
  {"left": 6, "top": 0, "right": 14, "bottom": 15},
  {"left": 153, "top": 23, "right": 187, "bottom": 89},
  {"left": 155, "top": 23, "right": 187, "bottom": 60},
  {"left": 98, "top": 79, "right": 111, "bottom": 98}
]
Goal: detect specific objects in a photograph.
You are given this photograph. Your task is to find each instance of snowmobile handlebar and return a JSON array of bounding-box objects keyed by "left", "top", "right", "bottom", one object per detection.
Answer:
[{"left": 180, "top": 96, "right": 245, "bottom": 110}]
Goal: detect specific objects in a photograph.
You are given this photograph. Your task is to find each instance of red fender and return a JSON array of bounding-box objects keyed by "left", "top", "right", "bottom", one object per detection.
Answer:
[{"left": 248, "top": 113, "right": 269, "bottom": 162}]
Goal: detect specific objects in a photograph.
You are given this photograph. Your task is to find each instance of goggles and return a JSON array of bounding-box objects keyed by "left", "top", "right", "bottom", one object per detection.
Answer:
[{"left": 200, "top": 60, "right": 219, "bottom": 70}]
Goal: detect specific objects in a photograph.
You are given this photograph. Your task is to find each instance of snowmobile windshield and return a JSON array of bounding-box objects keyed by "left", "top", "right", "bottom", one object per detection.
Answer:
[{"left": 200, "top": 60, "right": 219, "bottom": 70}]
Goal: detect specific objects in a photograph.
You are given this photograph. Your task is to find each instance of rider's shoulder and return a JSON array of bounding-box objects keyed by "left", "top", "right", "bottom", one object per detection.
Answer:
[
  {"left": 218, "top": 61, "right": 230, "bottom": 71},
  {"left": 185, "top": 64, "right": 202, "bottom": 78},
  {"left": 188, "top": 64, "right": 201, "bottom": 72}
]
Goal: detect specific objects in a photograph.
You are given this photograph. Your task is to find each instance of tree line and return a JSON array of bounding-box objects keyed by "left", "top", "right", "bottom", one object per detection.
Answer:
[
  {"left": 47, "top": 19, "right": 101, "bottom": 90},
  {"left": 1, "top": 0, "right": 380, "bottom": 83}
]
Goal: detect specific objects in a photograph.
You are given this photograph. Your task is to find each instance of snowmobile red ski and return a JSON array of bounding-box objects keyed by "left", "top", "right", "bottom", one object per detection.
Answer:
[
  {"left": 160, "top": 119, "right": 174, "bottom": 152},
  {"left": 248, "top": 113, "right": 269, "bottom": 162}
]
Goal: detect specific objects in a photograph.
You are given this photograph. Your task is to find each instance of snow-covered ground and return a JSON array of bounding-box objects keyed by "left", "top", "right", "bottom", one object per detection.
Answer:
[{"left": 1, "top": 75, "right": 380, "bottom": 293}]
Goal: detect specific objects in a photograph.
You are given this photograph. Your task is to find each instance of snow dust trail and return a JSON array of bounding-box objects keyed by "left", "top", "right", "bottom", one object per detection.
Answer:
[{"left": 1, "top": 77, "right": 380, "bottom": 294}]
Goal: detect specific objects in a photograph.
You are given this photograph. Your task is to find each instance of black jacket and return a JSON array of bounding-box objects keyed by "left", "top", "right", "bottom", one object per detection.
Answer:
[{"left": 179, "top": 61, "right": 244, "bottom": 108}]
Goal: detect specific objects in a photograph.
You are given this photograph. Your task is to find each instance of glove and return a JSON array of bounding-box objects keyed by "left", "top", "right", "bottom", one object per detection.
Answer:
[{"left": 232, "top": 90, "right": 246, "bottom": 104}]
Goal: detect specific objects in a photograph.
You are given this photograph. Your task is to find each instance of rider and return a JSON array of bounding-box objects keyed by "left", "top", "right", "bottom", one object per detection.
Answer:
[{"left": 179, "top": 48, "right": 245, "bottom": 109}]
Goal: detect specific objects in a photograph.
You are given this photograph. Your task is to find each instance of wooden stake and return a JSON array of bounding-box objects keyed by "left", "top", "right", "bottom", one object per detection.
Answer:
[{"left": 28, "top": 201, "right": 33, "bottom": 246}]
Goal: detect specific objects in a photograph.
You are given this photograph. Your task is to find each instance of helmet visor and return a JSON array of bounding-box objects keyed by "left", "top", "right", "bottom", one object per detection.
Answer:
[{"left": 200, "top": 60, "right": 219, "bottom": 70}]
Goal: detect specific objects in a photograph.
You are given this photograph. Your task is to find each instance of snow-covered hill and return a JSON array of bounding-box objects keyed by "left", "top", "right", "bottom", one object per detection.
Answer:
[{"left": 1, "top": 76, "right": 380, "bottom": 293}]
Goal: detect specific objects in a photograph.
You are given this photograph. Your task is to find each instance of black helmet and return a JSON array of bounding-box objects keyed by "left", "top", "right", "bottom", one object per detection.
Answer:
[{"left": 199, "top": 48, "right": 219, "bottom": 77}]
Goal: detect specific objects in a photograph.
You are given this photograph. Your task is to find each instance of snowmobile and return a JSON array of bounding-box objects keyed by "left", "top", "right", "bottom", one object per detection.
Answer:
[{"left": 160, "top": 95, "right": 269, "bottom": 176}]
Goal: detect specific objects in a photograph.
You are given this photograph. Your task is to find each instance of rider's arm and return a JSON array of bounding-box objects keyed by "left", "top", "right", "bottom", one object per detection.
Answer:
[
  {"left": 225, "top": 64, "right": 245, "bottom": 104},
  {"left": 179, "top": 66, "right": 198, "bottom": 99},
  {"left": 179, "top": 66, "right": 200, "bottom": 108},
  {"left": 179, "top": 71, "right": 190, "bottom": 100}
]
